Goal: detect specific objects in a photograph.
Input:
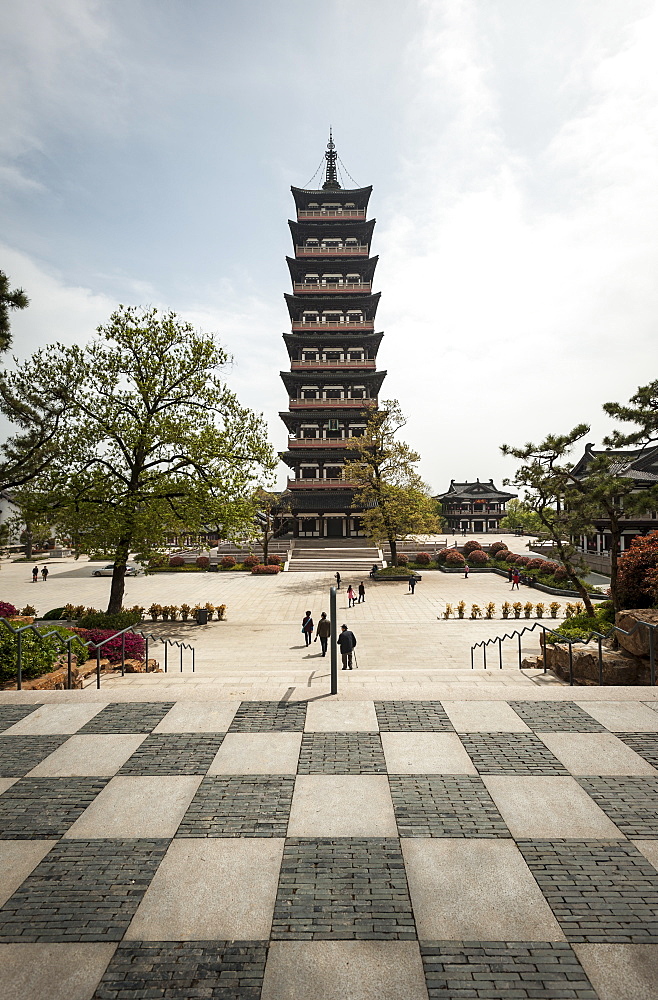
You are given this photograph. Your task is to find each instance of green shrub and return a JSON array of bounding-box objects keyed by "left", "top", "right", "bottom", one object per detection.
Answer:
[
  {"left": 78, "top": 610, "right": 143, "bottom": 630},
  {"left": 0, "top": 626, "right": 88, "bottom": 684},
  {"left": 42, "top": 607, "right": 66, "bottom": 620}
]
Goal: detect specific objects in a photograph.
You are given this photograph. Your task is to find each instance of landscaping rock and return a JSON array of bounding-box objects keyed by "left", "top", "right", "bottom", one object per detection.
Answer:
[
  {"left": 543, "top": 641, "right": 641, "bottom": 685},
  {"left": 615, "top": 609, "right": 658, "bottom": 658}
]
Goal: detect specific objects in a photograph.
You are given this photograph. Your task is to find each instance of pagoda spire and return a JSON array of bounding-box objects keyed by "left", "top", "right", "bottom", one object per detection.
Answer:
[{"left": 322, "top": 129, "right": 341, "bottom": 190}]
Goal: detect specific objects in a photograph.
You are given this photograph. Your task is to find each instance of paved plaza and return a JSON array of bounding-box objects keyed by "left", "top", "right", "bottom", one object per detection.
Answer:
[{"left": 3, "top": 549, "right": 658, "bottom": 998}]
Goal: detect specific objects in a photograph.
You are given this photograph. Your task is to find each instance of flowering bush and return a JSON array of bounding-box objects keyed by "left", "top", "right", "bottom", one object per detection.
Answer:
[
  {"left": 397, "top": 553, "right": 409, "bottom": 565},
  {"left": 489, "top": 541, "right": 508, "bottom": 556},
  {"left": 0, "top": 602, "right": 19, "bottom": 618},
  {"left": 196, "top": 556, "right": 210, "bottom": 569},
  {"left": 542, "top": 561, "right": 560, "bottom": 574},
  {"left": 515, "top": 556, "right": 530, "bottom": 566},
  {"left": 267, "top": 555, "right": 282, "bottom": 565},
  {"left": 526, "top": 559, "right": 544, "bottom": 570},
  {"left": 616, "top": 531, "right": 658, "bottom": 607},
  {"left": 494, "top": 549, "right": 511, "bottom": 561},
  {"left": 415, "top": 552, "right": 432, "bottom": 565},
  {"left": 463, "top": 540, "right": 483, "bottom": 555},
  {"left": 436, "top": 548, "right": 451, "bottom": 564},
  {"left": 21, "top": 605, "right": 37, "bottom": 616},
  {"left": 505, "top": 552, "right": 519, "bottom": 563},
  {"left": 251, "top": 564, "right": 280, "bottom": 574},
  {"left": 445, "top": 550, "right": 466, "bottom": 567},
  {"left": 220, "top": 555, "right": 236, "bottom": 568},
  {"left": 169, "top": 555, "right": 185, "bottom": 568},
  {"left": 243, "top": 554, "right": 259, "bottom": 567},
  {"left": 74, "top": 629, "right": 145, "bottom": 663},
  {"left": 468, "top": 549, "right": 488, "bottom": 565},
  {"left": 553, "top": 568, "right": 568, "bottom": 581}
]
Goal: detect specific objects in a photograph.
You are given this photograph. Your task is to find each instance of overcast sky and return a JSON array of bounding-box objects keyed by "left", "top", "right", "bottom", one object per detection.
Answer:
[{"left": 1, "top": 0, "right": 657, "bottom": 492}]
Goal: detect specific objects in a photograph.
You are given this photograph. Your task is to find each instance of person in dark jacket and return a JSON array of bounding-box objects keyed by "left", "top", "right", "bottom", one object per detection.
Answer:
[
  {"left": 314, "top": 612, "right": 331, "bottom": 656},
  {"left": 335, "top": 572, "right": 341, "bottom": 590},
  {"left": 302, "top": 611, "right": 314, "bottom": 646},
  {"left": 358, "top": 581, "right": 366, "bottom": 603},
  {"left": 337, "top": 624, "right": 357, "bottom": 670}
]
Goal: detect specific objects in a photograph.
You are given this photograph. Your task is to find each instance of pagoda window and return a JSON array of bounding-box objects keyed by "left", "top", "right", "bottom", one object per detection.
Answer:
[
  {"left": 307, "top": 202, "right": 319, "bottom": 209},
  {"left": 300, "top": 425, "right": 319, "bottom": 438},
  {"left": 305, "top": 238, "right": 319, "bottom": 247},
  {"left": 344, "top": 237, "right": 358, "bottom": 246},
  {"left": 301, "top": 387, "right": 319, "bottom": 399},
  {"left": 300, "top": 465, "right": 319, "bottom": 479},
  {"left": 348, "top": 351, "right": 363, "bottom": 361},
  {"left": 325, "top": 351, "right": 342, "bottom": 362},
  {"left": 346, "top": 310, "right": 363, "bottom": 323},
  {"left": 321, "top": 202, "right": 342, "bottom": 211},
  {"left": 349, "top": 425, "right": 366, "bottom": 437},
  {"left": 324, "top": 312, "right": 343, "bottom": 324},
  {"left": 324, "top": 386, "right": 342, "bottom": 400},
  {"left": 304, "top": 274, "right": 320, "bottom": 285},
  {"left": 350, "top": 386, "right": 366, "bottom": 399},
  {"left": 324, "top": 465, "right": 342, "bottom": 479},
  {"left": 346, "top": 273, "right": 361, "bottom": 284},
  {"left": 344, "top": 202, "right": 355, "bottom": 208},
  {"left": 302, "top": 351, "right": 318, "bottom": 362},
  {"left": 322, "top": 273, "right": 342, "bottom": 285},
  {"left": 322, "top": 239, "right": 342, "bottom": 249},
  {"left": 302, "top": 311, "right": 319, "bottom": 323}
]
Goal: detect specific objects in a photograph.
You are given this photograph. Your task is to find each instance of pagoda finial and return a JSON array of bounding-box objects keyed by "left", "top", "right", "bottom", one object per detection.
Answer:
[{"left": 322, "top": 128, "right": 341, "bottom": 190}]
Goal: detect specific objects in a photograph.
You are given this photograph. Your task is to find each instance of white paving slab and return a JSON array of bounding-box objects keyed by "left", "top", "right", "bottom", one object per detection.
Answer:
[
  {"left": 287, "top": 775, "right": 397, "bottom": 837},
  {"left": 402, "top": 838, "right": 565, "bottom": 941},
  {"left": 574, "top": 944, "right": 658, "bottom": 1000},
  {"left": 575, "top": 701, "right": 658, "bottom": 732},
  {"left": 207, "top": 733, "right": 302, "bottom": 774},
  {"left": 152, "top": 700, "right": 240, "bottom": 732},
  {"left": 380, "top": 732, "right": 477, "bottom": 774},
  {"left": 27, "top": 734, "right": 146, "bottom": 777},
  {"left": 0, "top": 943, "right": 117, "bottom": 1000},
  {"left": 483, "top": 776, "right": 623, "bottom": 838},
  {"left": 126, "top": 838, "right": 284, "bottom": 940},
  {"left": 3, "top": 703, "right": 106, "bottom": 734},
  {"left": 538, "top": 732, "right": 657, "bottom": 775},
  {"left": 0, "top": 841, "right": 56, "bottom": 907},
  {"left": 63, "top": 775, "right": 201, "bottom": 838},
  {"left": 304, "top": 701, "right": 378, "bottom": 731},
  {"left": 442, "top": 701, "right": 531, "bottom": 732}
]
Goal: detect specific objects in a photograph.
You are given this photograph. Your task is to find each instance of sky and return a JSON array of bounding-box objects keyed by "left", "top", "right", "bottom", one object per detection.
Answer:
[{"left": 1, "top": 0, "right": 657, "bottom": 493}]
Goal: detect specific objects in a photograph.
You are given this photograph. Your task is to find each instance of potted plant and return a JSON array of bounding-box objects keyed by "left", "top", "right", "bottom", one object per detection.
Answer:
[
  {"left": 180, "top": 603, "right": 191, "bottom": 621},
  {"left": 148, "top": 604, "right": 161, "bottom": 621}
]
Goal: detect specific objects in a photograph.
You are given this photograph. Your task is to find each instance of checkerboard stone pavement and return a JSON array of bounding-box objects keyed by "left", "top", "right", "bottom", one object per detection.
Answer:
[{"left": 1, "top": 698, "right": 658, "bottom": 998}]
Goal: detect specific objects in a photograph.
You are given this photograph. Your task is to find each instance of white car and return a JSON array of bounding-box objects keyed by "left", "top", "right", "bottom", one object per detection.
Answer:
[{"left": 92, "top": 563, "right": 140, "bottom": 577}]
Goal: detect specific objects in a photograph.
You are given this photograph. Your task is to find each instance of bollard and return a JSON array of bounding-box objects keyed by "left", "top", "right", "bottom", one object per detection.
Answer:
[
  {"left": 16, "top": 632, "right": 22, "bottom": 691},
  {"left": 67, "top": 642, "right": 72, "bottom": 690},
  {"left": 598, "top": 636, "right": 603, "bottom": 686}
]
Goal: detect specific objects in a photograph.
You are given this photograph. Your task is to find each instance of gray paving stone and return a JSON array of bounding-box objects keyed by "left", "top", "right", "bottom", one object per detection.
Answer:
[
  {"left": 0, "top": 838, "right": 169, "bottom": 942},
  {"left": 228, "top": 701, "right": 307, "bottom": 732},
  {"left": 420, "top": 941, "right": 598, "bottom": 999},
  {"left": 509, "top": 701, "right": 606, "bottom": 733},
  {"left": 0, "top": 736, "right": 68, "bottom": 777},
  {"left": 0, "top": 777, "right": 109, "bottom": 839},
  {"left": 0, "top": 705, "right": 42, "bottom": 733},
  {"left": 518, "top": 839, "right": 658, "bottom": 943},
  {"left": 374, "top": 701, "right": 455, "bottom": 732},
  {"left": 78, "top": 703, "right": 176, "bottom": 734},
  {"left": 271, "top": 838, "right": 415, "bottom": 940},
  {"left": 617, "top": 733, "right": 658, "bottom": 769},
  {"left": 459, "top": 734, "right": 569, "bottom": 775},
  {"left": 576, "top": 777, "right": 658, "bottom": 838},
  {"left": 389, "top": 776, "right": 510, "bottom": 838},
  {"left": 176, "top": 776, "right": 295, "bottom": 837},
  {"left": 118, "top": 734, "right": 226, "bottom": 775},
  {"left": 0, "top": 943, "right": 117, "bottom": 1000},
  {"left": 92, "top": 941, "right": 267, "bottom": 999},
  {"left": 298, "top": 733, "right": 387, "bottom": 773}
]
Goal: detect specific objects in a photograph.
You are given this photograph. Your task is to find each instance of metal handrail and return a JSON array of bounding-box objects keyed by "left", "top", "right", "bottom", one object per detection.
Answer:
[
  {"left": 470, "top": 618, "right": 657, "bottom": 686},
  {"left": 0, "top": 618, "right": 195, "bottom": 691}
]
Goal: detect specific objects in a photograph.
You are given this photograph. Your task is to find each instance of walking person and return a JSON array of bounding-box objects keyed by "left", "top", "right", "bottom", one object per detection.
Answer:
[
  {"left": 408, "top": 575, "right": 417, "bottom": 594},
  {"left": 511, "top": 569, "right": 520, "bottom": 590},
  {"left": 41, "top": 565, "right": 48, "bottom": 582},
  {"left": 507, "top": 566, "right": 514, "bottom": 583},
  {"left": 346, "top": 584, "right": 355, "bottom": 608},
  {"left": 301, "top": 610, "right": 314, "bottom": 646},
  {"left": 358, "top": 581, "right": 366, "bottom": 603},
  {"left": 32, "top": 565, "right": 38, "bottom": 583},
  {"left": 337, "top": 623, "right": 357, "bottom": 670},
  {"left": 464, "top": 563, "right": 470, "bottom": 579},
  {"left": 314, "top": 612, "right": 331, "bottom": 656},
  {"left": 335, "top": 571, "right": 341, "bottom": 591}
]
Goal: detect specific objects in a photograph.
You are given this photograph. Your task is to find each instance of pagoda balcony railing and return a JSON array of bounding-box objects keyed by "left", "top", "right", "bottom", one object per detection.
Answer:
[
  {"left": 293, "top": 282, "right": 372, "bottom": 294},
  {"left": 297, "top": 209, "right": 366, "bottom": 219},
  {"left": 288, "top": 477, "right": 355, "bottom": 489},
  {"left": 287, "top": 436, "right": 351, "bottom": 448},
  {"left": 444, "top": 506, "right": 502, "bottom": 514},
  {"left": 291, "top": 360, "right": 376, "bottom": 370},
  {"left": 296, "top": 245, "right": 369, "bottom": 256},
  {"left": 289, "top": 397, "right": 376, "bottom": 409},
  {"left": 291, "top": 320, "right": 374, "bottom": 332}
]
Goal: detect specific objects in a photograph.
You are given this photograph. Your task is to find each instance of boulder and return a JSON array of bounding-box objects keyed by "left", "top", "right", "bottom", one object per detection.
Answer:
[
  {"left": 615, "top": 609, "right": 658, "bottom": 659},
  {"left": 543, "top": 641, "right": 640, "bottom": 685}
]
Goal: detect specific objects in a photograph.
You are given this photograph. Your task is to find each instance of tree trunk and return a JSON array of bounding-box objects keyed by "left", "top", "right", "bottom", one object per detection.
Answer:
[
  {"left": 107, "top": 537, "right": 130, "bottom": 614},
  {"left": 262, "top": 529, "right": 269, "bottom": 565},
  {"left": 566, "top": 568, "right": 595, "bottom": 617},
  {"left": 23, "top": 526, "right": 33, "bottom": 560},
  {"left": 389, "top": 537, "right": 398, "bottom": 566},
  {"left": 608, "top": 515, "right": 621, "bottom": 613}
]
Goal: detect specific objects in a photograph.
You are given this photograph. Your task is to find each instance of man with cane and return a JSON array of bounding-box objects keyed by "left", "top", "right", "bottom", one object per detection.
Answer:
[{"left": 338, "top": 623, "right": 357, "bottom": 670}]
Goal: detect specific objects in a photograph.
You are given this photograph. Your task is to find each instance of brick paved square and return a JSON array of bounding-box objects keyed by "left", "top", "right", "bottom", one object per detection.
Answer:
[
  {"left": 229, "top": 702, "right": 307, "bottom": 732},
  {"left": 374, "top": 701, "right": 455, "bottom": 732},
  {"left": 176, "top": 776, "right": 295, "bottom": 837},
  {"left": 509, "top": 701, "right": 606, "bottom": 732},
  {"left": 576, "top": 777, "right": 658, "bottom": 838},
  {"left": 272, "top": 838, "right": 415, "bottom": 940},
  {"left": 0, "top": 838, "right": 169, "bottom": 942},
  {"left": 518, "top": 839, "right": 658, "bottom": 943},
  {"left": 92, "top": 941, "right": 267, "bottom": 999},
  {"left": 78, "top": 703, "right": 176, "bottom": 734},
  {"left": 118, "top": 734, "right": 226, "bottom": 775},
  {"left": 618, "top": 733, "right": 658, "bottom": 769},
  {"left": 0, "top": 778, "right": 109, "bottom": 839},
  {"left": 0, "top": 705, "right": 42, "bottom": 733},
  {"left": 298, "top": 733, "right": 386, "bottom": 774},
  {"left": 0, "top": 736, "right": 68, "bottom": 777},
  {"left": 420, "top": 940, "right": 598, "bottom": 999},
  {"left": 389, "top": 775, "right": 510, "bottom": 838},
  {"left": 459, "top": 734, "right": 569, "bottom": 774}
]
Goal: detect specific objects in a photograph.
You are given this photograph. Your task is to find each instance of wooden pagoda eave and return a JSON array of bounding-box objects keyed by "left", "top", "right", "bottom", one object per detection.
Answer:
[
  {"left": 282, "top": 330, "right": 384, "bottom": 348},
  {"left": 290, "top": 185, "right": 372, "bottom": 211},
  {"left": 284, "top": 291, "right": 381, "bottom": 320},
  {"left": 286, "top": 255, "right": 379, "bottom": 282},
  {"left": 280, "top": 370, "right": 387, "bottom": 395},
  {"left": 288, "top": 218, "right": 376, "bottom": 243}
]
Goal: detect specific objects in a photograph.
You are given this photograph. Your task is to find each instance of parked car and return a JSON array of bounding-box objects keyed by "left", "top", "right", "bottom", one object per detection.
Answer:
[{"left": 92, "top": 563, "right": 140, "bottom": 577}]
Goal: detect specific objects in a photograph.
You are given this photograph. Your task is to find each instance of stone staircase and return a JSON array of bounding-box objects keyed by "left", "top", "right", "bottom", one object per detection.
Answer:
[{"left": 287, "top": 537, "right": 382, "bottom": 574}]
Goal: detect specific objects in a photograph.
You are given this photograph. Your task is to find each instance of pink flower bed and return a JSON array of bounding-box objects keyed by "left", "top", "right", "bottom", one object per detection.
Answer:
[{"left": 73, "top": 628, "right": 145, "bottom": 663}]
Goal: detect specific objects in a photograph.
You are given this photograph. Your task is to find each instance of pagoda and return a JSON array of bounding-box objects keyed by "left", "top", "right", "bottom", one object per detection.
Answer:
[{"left": 279, "top": 133, "right": 386, "bottom": 538}]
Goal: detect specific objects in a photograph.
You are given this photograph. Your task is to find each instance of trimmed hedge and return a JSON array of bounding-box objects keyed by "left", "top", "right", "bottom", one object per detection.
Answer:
[
  {"left": 220, "top": 555, "right": 236, "bottom": 568},
  {"left": 463, "top": 540, "right": 483, "bottom": 555},
  {"left": 445, "top": 550, "right": 466, "bottom": 566},
  {"left": 415, "top": 552, "right": 432, "bottom": 565},
  {"left": 196, "top": 556, "right": 210, "bottom": 569},
  {"left": 169, "top": 555, "right": 185, "bottom": 568},
  {"left": 251, "top": 564, "right": 280, "bottom": 574},
  {"left": 467, "top": 549, "right": 488, "bottom": 565}
]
